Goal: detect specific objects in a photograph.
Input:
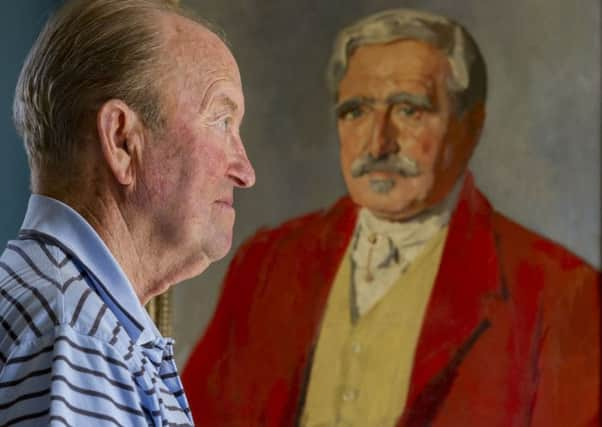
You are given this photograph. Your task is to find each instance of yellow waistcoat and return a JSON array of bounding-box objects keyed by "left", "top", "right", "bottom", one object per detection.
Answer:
[{"left": 301, "top": 227, "right": 448, "bottom": 427}]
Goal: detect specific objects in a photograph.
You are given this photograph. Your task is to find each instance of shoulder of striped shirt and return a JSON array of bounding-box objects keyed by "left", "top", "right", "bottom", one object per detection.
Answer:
[{"left": 0, "top": 239, "right": 135, "bottom": 371}]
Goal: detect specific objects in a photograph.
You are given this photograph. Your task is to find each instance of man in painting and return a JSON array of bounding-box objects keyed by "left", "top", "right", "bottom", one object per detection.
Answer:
[
  {"left": 183, "top": 9, "right": 600, "bottom": 426},
  {"left": 0, "top": 0, "right": 254, "bottom": 425}
]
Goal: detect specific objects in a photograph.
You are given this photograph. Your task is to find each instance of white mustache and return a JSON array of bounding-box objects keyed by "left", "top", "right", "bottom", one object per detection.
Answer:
[{"left": 350, "top": 154, "right": 420, "bottom": 178}]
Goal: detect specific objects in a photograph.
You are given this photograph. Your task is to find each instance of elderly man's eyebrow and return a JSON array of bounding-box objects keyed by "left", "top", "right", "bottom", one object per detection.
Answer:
[
  {"left": 213, "top": 95, "right": 239, "bottom": 112},
  {"left": 334, "top": 96, "right": 375, "bottom": 115},
  {"left": 386, "top": 92, "right": 433, "bottom": 109}
]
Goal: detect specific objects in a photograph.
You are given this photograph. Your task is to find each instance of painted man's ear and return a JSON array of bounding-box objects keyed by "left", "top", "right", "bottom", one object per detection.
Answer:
[
  {"left": 467, "top": 103, "right": 486, "bottom": 141},
  {"left": 96, "top": 99, "right": 144, "bottom": 186}
]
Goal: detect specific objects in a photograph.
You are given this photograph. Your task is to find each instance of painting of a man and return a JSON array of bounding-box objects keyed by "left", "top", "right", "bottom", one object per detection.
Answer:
[{"left": 183, "top": 9, "right": 599, "bottom": 426}]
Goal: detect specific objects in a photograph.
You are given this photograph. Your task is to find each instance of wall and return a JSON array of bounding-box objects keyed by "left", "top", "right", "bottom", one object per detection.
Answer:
[
  {"left": 0, "top": 1, "right": 59, "bottom": 246},
  {"left": 174, "top": 0, "right": 600, "bottom": 367}
]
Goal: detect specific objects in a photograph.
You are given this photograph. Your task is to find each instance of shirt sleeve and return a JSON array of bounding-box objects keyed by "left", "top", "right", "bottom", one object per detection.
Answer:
[{"left": 0, "top": 325, "right": 149, "bottom": 427}]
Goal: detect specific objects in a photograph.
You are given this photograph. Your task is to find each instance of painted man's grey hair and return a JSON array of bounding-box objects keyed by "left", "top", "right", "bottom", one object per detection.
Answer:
[
  {"left": 13, "top": 0, "right": 221, "bottom": 181},
  {"left": 326, "top": 9, "right": 487, "bottom": 115}
]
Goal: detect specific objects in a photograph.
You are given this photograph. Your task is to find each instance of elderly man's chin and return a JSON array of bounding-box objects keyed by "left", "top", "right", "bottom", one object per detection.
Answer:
[
  {"left": 203, "top": 227, "right": 235, "bottom": 263},
  {"left": 349, "top": 176, "right": 433, "bottom": 222},
  {"left": 201, "top": 205, "right": 236, "bottom": 258}
]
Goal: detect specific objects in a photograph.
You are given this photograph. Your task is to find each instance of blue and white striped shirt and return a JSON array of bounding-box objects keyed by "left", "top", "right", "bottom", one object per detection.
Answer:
[{"left": 0, "top": 195, "right": 193, "bottom": 426}]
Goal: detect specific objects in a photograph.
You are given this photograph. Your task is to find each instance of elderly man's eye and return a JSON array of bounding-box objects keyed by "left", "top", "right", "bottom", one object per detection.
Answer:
[{"left": 213, "top": 116, "right": 232, "bottom": 132}]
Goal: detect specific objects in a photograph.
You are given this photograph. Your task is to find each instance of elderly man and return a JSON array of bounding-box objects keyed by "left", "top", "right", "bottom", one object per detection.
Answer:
[
  {"left": 0, "top": 0, "right": 254, "bottom": 425},
  {"left": 183, "top": 9, "right": 600, "bottom": 427}
]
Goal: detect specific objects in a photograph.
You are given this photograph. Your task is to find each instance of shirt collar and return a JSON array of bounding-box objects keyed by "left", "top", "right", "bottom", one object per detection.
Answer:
[{"left": 19, "top": 194, "right": 160, "bottom": 345}]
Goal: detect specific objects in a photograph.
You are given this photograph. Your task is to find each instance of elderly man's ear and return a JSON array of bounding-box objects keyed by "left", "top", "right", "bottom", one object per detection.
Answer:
[{"left": 96, "top": 100, "right": 145, "bottom": 186}]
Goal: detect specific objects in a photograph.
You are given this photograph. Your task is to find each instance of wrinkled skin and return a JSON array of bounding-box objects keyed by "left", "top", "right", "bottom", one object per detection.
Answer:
[{"left": 134, "top": 15, "right": 255, "bottom": 281}]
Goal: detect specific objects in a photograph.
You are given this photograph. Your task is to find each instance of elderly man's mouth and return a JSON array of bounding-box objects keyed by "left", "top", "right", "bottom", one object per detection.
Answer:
[{"left": 215, "top": 198, "right": 234, "bottom": 208}]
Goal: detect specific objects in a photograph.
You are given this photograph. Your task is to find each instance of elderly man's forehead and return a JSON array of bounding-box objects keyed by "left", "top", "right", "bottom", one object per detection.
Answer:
[{"left": 158, "top": 12, "right": 237, "bottom": 75}]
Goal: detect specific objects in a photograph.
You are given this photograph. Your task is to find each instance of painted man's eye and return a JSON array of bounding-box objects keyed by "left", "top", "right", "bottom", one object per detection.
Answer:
[
  {"left": 398, "top": 104, "right": 417, "bottom": 117},
  {"left": 338, "top": 105, "right": 366, "bottom": 121},
  {"left": 403, "top": 106, "right": 416, "bottom": 116}
]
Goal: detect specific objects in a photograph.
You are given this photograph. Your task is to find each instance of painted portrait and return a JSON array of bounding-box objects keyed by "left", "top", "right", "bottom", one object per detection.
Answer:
[{"left": 176, "top": 0, "right": 600, "bottom": 425}]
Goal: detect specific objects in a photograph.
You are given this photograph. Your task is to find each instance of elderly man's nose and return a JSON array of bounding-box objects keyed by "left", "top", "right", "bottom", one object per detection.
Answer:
[{"left": 228, "top": 139, "right": 256, "bottom": 188}]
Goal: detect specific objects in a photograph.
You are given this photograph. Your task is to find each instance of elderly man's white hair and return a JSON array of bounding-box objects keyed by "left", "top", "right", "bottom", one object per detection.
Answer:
[{"left": 326, "top": 9, "right": 487, "bottom": 115}]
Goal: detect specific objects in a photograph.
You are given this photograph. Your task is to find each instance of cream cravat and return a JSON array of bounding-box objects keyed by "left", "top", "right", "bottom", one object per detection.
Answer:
[{"left": 351, "top": 179, "right": 463, "bottom": 316}]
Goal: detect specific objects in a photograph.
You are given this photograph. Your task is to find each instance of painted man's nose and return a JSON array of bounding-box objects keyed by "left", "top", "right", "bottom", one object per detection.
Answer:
[{"left": 368, "top": 111, "right": 399, "bottom": 158}]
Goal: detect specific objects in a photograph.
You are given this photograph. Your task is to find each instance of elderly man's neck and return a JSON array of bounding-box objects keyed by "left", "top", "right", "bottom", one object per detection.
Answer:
[{"left": 32, "top": 175, "right": 201, "bottom": 305}]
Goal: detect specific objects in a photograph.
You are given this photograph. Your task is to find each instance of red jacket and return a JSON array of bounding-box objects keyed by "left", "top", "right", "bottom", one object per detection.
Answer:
[{"left": 183, "top": 174, "right": 600, "bottom": 426}]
